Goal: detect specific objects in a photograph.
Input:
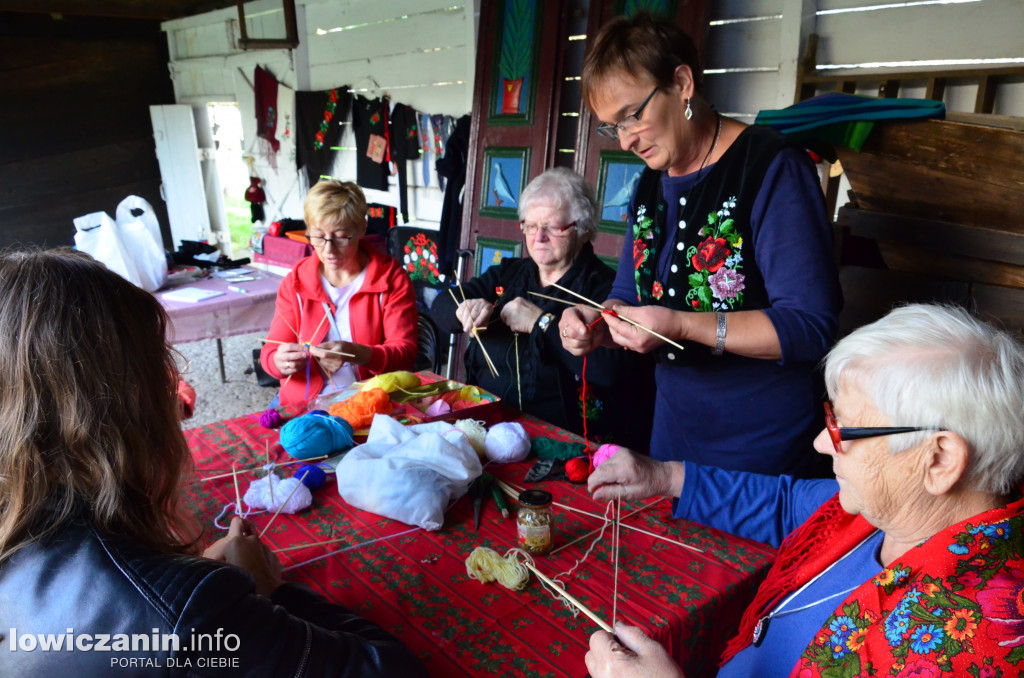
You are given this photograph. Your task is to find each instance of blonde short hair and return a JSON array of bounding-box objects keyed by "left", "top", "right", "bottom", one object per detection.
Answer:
[{"left": 304, "top": 180, "right": 368, "bottom": 230}]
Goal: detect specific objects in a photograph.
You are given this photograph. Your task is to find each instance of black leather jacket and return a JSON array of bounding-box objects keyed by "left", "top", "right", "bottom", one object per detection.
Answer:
[{"left": 0, "top": 515, "right": 428, "bottom": 677}]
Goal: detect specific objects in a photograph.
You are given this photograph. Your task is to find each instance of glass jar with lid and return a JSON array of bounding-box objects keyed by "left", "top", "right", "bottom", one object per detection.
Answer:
[{"left": 516, "top": 489, "right": 553, "bottom": 555}]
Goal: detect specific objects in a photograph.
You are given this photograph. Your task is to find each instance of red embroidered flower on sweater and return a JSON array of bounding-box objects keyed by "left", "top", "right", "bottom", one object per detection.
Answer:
[{"left": 691, "top": 236, "right": 730, "bottom": 273}]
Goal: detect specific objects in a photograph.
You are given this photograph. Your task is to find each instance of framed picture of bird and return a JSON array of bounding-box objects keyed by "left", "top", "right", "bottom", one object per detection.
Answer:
[
  {"left": 596, "top": 150, "right": 647, "bottom": 236},
  {"left": 480, "top": 146, "right": 530, "bottom": 219},
  {"left": 474, "top": 236, "right": 523, "bottom": 277}
]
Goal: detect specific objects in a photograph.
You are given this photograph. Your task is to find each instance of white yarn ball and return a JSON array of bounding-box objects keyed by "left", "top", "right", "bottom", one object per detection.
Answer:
[
  {"left": 484, "top": 421, "right": 531, "bottom": 463},
  {"left": 243, "top": 474, "right": 312, "bottom": 514}
]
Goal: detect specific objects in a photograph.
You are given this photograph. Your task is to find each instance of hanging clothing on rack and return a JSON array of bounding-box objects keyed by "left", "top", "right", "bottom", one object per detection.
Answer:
[
  {"left": 435, "top": 114, "right": 470, "bottom": 276},
  {"left": 295, "top": 86, "right": 352, "bottom": 188},
  {"left": 352, "top": 94, "right": 390, "bottom": 191},
  {"left": 430, "top": 114, "right": 456, "bottom": 191},
  {"left": 389, "top": 102, "right": 421, "bottom": 223},
  {"left": 418, "top": 113, "right": 433, "bottom": 188},
  {"left": 254, "top": 66, "right": 281, "bottom": 169}
]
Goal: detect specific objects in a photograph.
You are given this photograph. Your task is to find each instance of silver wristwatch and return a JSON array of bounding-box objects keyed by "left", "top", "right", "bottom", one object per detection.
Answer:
[{"left": 537, "top": 312, "right": 555, "bottom": 332}]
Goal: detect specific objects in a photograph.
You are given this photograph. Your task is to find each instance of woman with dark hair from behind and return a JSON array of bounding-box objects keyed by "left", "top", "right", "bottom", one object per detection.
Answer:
[{"left": 0, "top": 248, "right": 427, "bottom": 676}]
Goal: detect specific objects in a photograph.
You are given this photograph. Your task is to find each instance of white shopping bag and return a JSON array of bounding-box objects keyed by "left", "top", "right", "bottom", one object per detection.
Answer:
[{"left": 74, "top": 196, "right": 168, "bottom": 292}]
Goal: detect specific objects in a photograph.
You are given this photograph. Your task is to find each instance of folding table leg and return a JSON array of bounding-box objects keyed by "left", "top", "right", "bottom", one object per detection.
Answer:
[{"left": 216, "top": 338, "right": 227, "bottom": 383}]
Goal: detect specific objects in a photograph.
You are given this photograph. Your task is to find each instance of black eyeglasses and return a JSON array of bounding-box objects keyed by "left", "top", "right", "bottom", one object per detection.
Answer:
[
  {"left": 596, "top": 87, "right": 659, "bottom": 140},
  {"left": 823, "top": 401, "right": 940, "bottom": 455},
  {"left": 307, "top": 234, "right": 355, "bottom": 249}
]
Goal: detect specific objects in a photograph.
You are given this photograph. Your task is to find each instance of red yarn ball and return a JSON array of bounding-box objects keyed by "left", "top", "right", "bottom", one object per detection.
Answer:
[{"left": 565, "top": 457, "right": 592, "bottom": 483}]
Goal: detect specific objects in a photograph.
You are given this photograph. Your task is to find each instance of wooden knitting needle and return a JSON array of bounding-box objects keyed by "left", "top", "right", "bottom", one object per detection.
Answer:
[
  {"left": 528, "top": 291, "right": 581, "bottom": 307},
  {"left": 266, "top": 441, "right": 275, "bottom": 506},
  {"left": 448, "top": 288, "right": 499, "bottom": 377},
  {"left": 195, "top": 456, "right": 329, "bottom": 483},
  {"left": 548, "top": 282, "right": 687, "bottom": 353},
  {"left": 272, "top": 534, "right": 351, "bottom": 554},
  {"left": 520, "top": 559, "right": 613, "bottom": 633},
  {"left": 260, "top": 471, "right": 309, "bottom": 538},
  {"left": 232, "top": 464, "right": 243, "bottom": 515},
  {"left": 550, "top": 500, "right": 661, "bottom": 555}
]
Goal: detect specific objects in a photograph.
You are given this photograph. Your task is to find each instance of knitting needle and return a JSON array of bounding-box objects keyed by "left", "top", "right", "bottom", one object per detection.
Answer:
[
  {"left": 266, "top": 441, "right": 275, "bottom": 506},
  {"left": 520, "top": 559, "right": 613, "bottom": 633},
  {"left": 196, "top": 456, "right": 328, "bottom": 483},
  {"left": 272, "top": 534, "right": 351, "bottom": 554},
  {"left": 259, "top": 471, "right": 309, "bottom": 538},
  {"left": 528, "top": 291, "right": 582, "bottom": 307},
  {"left": 448, "top": 288, "right": 499, "bottom": 377},
  {"left": 612, "top": 493, "right": 621, "bottom": 627},
  {"left": 497, "top": 480, "right": 704, "bottom": 554},
  {"left": 548, "top": 283, "right": 687, "bottom": 353},
  {"left": 232, "top": 464, "right": 243, "bottom": 516},
  {"left": 549, "top": 500, "right": 661, "bottom": 555}
]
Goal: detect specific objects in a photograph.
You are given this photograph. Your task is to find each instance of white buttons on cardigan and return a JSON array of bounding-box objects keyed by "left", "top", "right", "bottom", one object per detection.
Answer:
[
  {"left": 679, "top": 196, "right": 687, "bottom": 206},
  {"left": 676, "top": 242, "right": 685, "bottom": 251},
  {"left": 671, "top": 264, "right": 678, "bottom": 273},
  {"left": 667, "top": 352, "right": 676, "bottom": 360},
  {"left": 678, "top": 219, "right": 686, "bottom": 229},
  {"left": 668, "top": 288, "right": 676, "bottom": 297}
]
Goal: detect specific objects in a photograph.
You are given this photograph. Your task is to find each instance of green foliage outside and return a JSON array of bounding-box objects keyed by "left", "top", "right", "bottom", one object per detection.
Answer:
[{"left": 224, "top": 194, "right": 253, "bottom": 257}]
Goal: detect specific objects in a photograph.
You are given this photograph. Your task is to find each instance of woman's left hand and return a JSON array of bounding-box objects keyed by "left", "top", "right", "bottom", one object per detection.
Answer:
[
  {"left": 585, "top": 625, "right": 685, "bottom": 678},
  {"left": 500, "top": 297, "right": 544, "bottom": 334},
  {"left": 309, "top": 340, "right": 367, "bottom": 373},
  {"left": 605, "top": 304, "right": 681, "bottom": 353}
]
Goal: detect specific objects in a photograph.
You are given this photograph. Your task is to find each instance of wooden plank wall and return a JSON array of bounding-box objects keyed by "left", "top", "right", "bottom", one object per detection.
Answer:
[
  {"left": 161, "top": 0, "right": 476, "bottom": 235},
  {"left": 0, "top": 13, "right": 175, "bottom": 249}
]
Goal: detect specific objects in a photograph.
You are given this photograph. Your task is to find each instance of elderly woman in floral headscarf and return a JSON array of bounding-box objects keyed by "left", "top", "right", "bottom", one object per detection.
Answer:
[{"left": 585, "top": 304, "right": 1024, "bottom": 678}]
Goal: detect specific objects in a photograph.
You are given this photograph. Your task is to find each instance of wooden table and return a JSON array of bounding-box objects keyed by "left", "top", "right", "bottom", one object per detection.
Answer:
[
  {"left": 159, "top": 272, "right": 282, "bottom": 381},
  {"left": 185, "top": 410, "right": 775, "bottom": 677}
]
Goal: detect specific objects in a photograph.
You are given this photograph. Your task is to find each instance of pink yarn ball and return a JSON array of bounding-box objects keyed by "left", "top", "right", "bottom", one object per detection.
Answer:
[
  {"left": 259, "top": 408, "right": 285, "bottom": 429},
  {"left": 592, "top": 444, "right": 621, "bottom": 468}
]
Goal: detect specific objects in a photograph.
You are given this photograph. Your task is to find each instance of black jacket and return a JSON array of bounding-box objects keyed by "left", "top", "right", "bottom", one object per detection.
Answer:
[
  {"left": 432, "top": 243, "right": 655, "bottom": 449},
  {"left": 0, "top": 514, "right": 428, "bottom": 677}
]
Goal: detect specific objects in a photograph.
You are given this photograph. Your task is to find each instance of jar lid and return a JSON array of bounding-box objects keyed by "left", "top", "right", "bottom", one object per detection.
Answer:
[{"left": 518, "top": 489, "right": 552, "bottom": 508}]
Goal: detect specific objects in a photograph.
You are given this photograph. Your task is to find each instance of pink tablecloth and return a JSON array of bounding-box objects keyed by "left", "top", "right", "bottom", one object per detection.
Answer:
[{"left": 159, "top": 273, "right": 282, "bottom": 344}]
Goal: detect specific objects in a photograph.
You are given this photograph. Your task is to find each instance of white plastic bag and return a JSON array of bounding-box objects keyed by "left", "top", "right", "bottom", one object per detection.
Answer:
[
  {"left": 331, "top": 415, "right": 482, "bottom": 530},
  {"left": 74, "top": 195, "right": 167, "bottom": 292}
]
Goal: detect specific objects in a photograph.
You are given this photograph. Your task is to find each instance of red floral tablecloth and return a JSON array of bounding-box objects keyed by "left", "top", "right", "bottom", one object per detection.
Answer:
[{"left": 185, "top": 410, "right": 776, "bottom": 678}]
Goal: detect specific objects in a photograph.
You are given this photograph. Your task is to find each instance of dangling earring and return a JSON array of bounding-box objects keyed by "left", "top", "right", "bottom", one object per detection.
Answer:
[{"left": 685, "top": 98, "right": 693, "bottom": 121}]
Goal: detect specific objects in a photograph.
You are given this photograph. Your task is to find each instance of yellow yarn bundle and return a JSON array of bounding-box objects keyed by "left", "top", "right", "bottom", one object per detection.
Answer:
[
  {"left": 465, "top": 546, "right": 530, "bottom": 591},
  {"left": 360, "top": 371, "right": 421, "bottom": 394},
  {"left": 454, "top": 418, "right": 488, "bottom": 458}
]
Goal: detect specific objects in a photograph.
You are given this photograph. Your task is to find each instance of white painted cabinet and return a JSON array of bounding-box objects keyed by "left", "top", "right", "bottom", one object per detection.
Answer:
[{"left": 150, "top": 104, "right": 215, "bottom": 251}]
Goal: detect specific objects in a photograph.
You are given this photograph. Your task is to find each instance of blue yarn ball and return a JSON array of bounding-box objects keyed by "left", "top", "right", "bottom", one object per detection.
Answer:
[
  {"left": 279, "top": 414, "right": 355, "bottom": 460},
  {"left": 294, "top": 464, "right": 328, "bottom": 491}
]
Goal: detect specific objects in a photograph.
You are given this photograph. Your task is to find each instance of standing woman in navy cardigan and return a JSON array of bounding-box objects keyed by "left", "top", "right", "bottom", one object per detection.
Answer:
[
  {"left": 261, "top": 180, "right": 418, "bottom": 406},
  {"left": 561, "top": 12, "right": 842, "bottom": 476}
]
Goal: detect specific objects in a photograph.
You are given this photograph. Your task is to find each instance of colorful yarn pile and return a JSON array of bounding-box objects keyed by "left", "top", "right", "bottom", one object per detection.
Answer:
[
  {"left": 259, "top": 408, "right": 285, "bottom": 429},
  {"left": 484, "top": 422, "right": 531, "bottom": 464},
  {"left": 279, "top": 413, "right": 355, "bottom": 459},
  {"left": 360, "top": 371, "right": 421, "bottom": 393},
  {"left": 329, "top": 387, "right": 393, "bottom": 429}
]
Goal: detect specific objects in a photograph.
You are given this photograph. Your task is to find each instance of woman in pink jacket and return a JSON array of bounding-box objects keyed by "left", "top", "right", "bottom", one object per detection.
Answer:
[{"left": 260, "top": 180, "right": 418, "bottom": 405}]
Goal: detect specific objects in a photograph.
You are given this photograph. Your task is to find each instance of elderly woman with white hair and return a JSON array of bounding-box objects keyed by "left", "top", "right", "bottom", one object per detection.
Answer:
[
  {"left": 584, "top": 304, "right": 1024, "bottom": 678},
  {"left": 432, "top": 167, "right": 654, "bottom": 448}
]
